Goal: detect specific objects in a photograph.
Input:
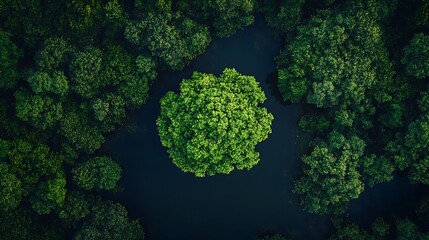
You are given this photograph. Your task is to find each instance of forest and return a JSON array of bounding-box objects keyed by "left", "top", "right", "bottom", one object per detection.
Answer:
[{"left": 1, "top": 0, "right": 429, "bottom": 239}]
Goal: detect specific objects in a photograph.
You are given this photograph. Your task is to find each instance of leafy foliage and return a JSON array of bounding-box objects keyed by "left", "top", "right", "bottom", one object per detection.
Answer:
[
  {"left": 178, "top": 0, "right": 255, "bottom": 37},
  {"left": 31, "top": 177, "right": 67, "bottom": 215},
  {"left": 402, "top": 92, "right": 429, "bottom": 184},
  {"left": 0, "top": 30, "right": 22, "bottom": 89},
  {"left": 6, "top": 139, "right": 64, "bottom": 187},
  {"left": 402, "top": 33, "right": 429, "bottom": 79},
  {"left": 277, "top": 1, "right": 394, "bottom": 108},
  {"left": 58, "top": 191, "right": 92, "bottom": 223},
  {"left": 125, "top": 12, "right": 211, "bottom": 70},
  {"left": 362, "top": 155, "right": 395, "bottom": 186},
  {"left": 2, "top": 0, "right": 429, "bottom": 238},
  {"left": 15, "top": 90, "right": 63, "bottom": 130},
  {"left": 72, "top": 156, "right": 122, "bottom": 191},
  {"left": 274, "top": 0, "right": 406, "bottom": 215},
  {"left": 298, "top": 114, "right": 330, "bottom": 134},
  {"left": 0, "top": 162, "right": 23, "bottom": 211},
  {"left": 294, "top": 131, "right": 365, "bottom": 214},
  {"left": 330, "top": 218, "right": 389, "bottom": 240},
  {"left": 0, "top": 0, "right": 254, "bottom": 237},
  {"left": 0, "top": 208, "right": 35, "bottom": 240},
  {"left": 74, "top": 201, "right": 144, "bottom": 240},
  {"left": 36, "top": 37, "right": 72, "bottom": 71},
  {"left": 27, "top": 71, "right": 69, "bottom": 96},
  {"left": 157, "top": 69, "right": 273, "bottom": 177},
  {"left": 259, "top": 0, "right": 304, "bottom": 36}
]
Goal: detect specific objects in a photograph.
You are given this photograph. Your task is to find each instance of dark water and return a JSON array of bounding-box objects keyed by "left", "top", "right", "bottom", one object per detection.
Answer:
[
  {"left": 349, "top": 177, "right": 428, "bottom": 225},
  {"left": 104, "top": 16, "right": 427, "bottom": 240}
]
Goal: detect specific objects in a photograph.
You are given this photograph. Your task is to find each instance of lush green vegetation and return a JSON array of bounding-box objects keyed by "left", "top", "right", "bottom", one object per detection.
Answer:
[
  {"left": 157, "top": 68, "right": 273, "bottom": 177},
  {"left": 274, "top": 0, "right": 429, "bottom": 217},
  {"left": 1, "top": 0, "right": 429, "bottom": 239},
  {"left": 0, "top": 0, "right": 257, "bottom": 238}
]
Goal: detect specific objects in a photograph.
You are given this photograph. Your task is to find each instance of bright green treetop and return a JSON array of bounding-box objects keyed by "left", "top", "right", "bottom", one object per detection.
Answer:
[{"left": 157, "top": 68, "right": 273, "bottom": 177}]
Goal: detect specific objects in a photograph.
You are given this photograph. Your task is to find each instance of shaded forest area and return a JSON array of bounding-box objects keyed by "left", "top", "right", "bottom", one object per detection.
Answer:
[{"left": 1, "top": 0, "right": 429, "bottom": 239}]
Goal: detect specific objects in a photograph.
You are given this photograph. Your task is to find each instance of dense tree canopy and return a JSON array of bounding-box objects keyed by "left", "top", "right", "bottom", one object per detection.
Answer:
[
  {"left": 30, "top": 177, "right": 67, "bottom": 215},
  {"left": 1, "top": 0, "right": 429, "bottom": 238},
  {"left": 294, "top": 131, "right": 365, "bottom": 214},
  {"left": 0, "top": 30, "right": 22, "bottom": 89},
  {"left": 157, "top": 68, "right": 273, "bottom": 177},
  {"left": 72, "top": 156, "right": 122, "bottom": 191},
  {"left": 0, "top": 162, "right": 22, "bottom": 211},
  {"left": 399, "top": 91, "right": 429, "bottom": 184},
  {"left": 58, "top": 191, "right": 92, "bottom": 223},
  {"left": 259, "top": 0, "right": 304, "bottom": 37},
  {"left": 330, "top": 218, "right": 389, "bottom": 240},
  {"left": 125, "top": 12, "right": 211, "bottom": 70},
  {"left": 277, "top": 0, "right": 394, "bottom": 108},
  {"left": 178, "top": 0, "right": 255, "bottom": 37},
  {"left": 74, "top": 201, "right": 144, "bottom": 240},
  {"left": 402, "top": 33, "right": 429, "bottom": 79},
  {"left": 275, "top": 0, "right": 411, "bottom": 216}
]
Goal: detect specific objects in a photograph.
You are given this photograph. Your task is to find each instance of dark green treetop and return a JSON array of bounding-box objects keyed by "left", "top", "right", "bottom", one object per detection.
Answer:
[
  {"left": 72, "top": 156, "right": 122, "bottom": 191},
  {"left": 74, "top": 201, "right": 144, "bottom": 240},
  {"left": 0, "top": 30, "right": 22, "bottom": 89},
  {"left": 294, "top": 131, "right": 365, "bottom": 214},
  {"left": 402, "top": 33, "right": 429, "bottom": 79}
]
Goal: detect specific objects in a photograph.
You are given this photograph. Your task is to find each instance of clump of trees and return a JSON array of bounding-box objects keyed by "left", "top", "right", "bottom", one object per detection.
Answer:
[
  {"left": 271, "top": 0, "right": 429, "bottom": 217},
  {"left": 275, "top": 0, "right": 397, "bottom": 215},
  {"left": 0, "top": 0, "right": 258, "bottom": 238},
  {"left": 157, "top": 68, "right": 273, "bottom": 177},
  {"left": 402, "top": 33, "right": 429, "bottom": 79},
  {"left": 258, "top": 0, "right": 304, "bottom": 39},
  {"left": 294, "top": 131, "right": 365, "bottom": 214},
  {"left": 177, "top": 0, "right": 255, "bottom": 37},
  {"left": 2, "top": 0, "right": 429, "bottom": 238}
]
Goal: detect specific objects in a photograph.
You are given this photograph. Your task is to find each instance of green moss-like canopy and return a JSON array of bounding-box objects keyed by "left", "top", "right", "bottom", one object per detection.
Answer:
[{"left": 157, "top": 68, "right": 274, "bottom": 177}]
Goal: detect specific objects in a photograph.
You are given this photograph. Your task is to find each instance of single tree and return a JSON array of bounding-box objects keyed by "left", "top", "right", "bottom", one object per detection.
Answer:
[{"left": 157, "top": 68, "right": 273, "bottom": 177}]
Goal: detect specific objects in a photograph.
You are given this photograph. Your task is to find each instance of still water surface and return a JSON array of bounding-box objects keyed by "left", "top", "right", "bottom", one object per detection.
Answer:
[{"left": 104, "top": 16, "right": 427, "bottom": 240}]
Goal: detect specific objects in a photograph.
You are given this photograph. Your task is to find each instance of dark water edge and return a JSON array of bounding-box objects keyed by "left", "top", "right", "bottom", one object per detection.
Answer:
[
  {"left": 349, "top": 177, "right": 428, "bottom": 226},
  {"left": 102, "top": 16, "right": 428, "bottom": 240}
]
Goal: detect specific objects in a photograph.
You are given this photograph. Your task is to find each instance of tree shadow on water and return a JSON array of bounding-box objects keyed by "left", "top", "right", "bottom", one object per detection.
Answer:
[{"left": 265, "top": 70, "right": 288, "bottom": 106}]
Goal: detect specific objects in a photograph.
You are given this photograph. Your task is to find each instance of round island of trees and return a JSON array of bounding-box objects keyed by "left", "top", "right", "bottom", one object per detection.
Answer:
[{"left": 157, "top": 68, "right": 273, "bottom": 177}]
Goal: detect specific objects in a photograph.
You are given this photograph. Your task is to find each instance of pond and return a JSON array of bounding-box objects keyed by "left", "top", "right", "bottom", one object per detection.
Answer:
[{"left": 103, "top": 15, "right": 427, "bottom": 240}]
